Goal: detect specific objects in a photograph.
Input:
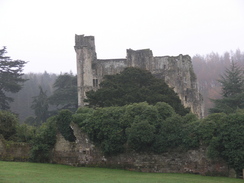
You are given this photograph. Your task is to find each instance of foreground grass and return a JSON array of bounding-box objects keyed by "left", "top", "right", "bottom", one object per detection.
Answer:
[{"left": 0, "top": 161, "right": 242, "bottom": 183}]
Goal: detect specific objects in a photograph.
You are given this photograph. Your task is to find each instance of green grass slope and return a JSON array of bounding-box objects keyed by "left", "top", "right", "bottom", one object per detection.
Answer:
[{"left": 0, "top": 161, "right": 242, "bottom": 183}]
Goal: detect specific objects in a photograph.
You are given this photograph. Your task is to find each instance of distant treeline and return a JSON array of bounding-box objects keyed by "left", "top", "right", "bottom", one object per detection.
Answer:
[
  {"left": 8, "top": 72, "right": 58, "bottom": 122},
  {"left": 9, "top": 49, "right": 244, "bottom": 121}
]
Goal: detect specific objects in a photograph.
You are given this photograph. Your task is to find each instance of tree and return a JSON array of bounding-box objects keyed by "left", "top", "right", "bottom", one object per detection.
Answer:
[
  {"left": 85, "top": 67, "right": 190, "bottom": 116},
  {"left": 0, "top": 110, "right": 18, "bottom": 140},
  {"left": 207, "top": 111, "right": 244, "bottom": 175},
  {"left": 48, "top": 73, "right": 77, "bottom": 111},
  {"left": 209, "top": 62, "right": 244, "bottom": 114},
  {"left": 219, "top": 62, "right": 243, "bottom": 97},
  {"left": 31, "top": 86, "right": 49, "bottom": 126},
  {"left": 0, "top": 47, "right": 27, "bottom": 110}
]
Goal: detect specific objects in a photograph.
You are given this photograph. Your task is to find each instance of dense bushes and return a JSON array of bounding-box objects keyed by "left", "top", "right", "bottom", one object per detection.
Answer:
[
  {"left": 0, "top": 110, "right": 36, "bottom": 142},
  {"left": 207, "top": 111, "right": 244, "bottom": 175},
  {"left": 30, "top": 109, "right": 77, "bottom": 162},
  {"left": 15, "top": 124, "right": 35, "bottom": 142},
  {"left": 1, "top": 103, "right": 243, "bottom": 175},
  {"left": 74, "top": 104, "right": 244, "bottom": 174},
  {"left": 74, "top": 102, "right": 197, "bottom": 155},
  {"left": 30, "top": 116, "right": 57, "bottom": 162},
  {"left": 0, "top": 109, "right": 76, "bottom": 163}
]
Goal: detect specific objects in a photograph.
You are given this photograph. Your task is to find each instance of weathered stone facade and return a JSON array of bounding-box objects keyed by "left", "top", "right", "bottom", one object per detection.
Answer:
[
  {"left": 51, "top": 123, "right": 233, "bottom": 176},
  {"left": 74, "top": 35, "right": 204, "bottom": 118}
]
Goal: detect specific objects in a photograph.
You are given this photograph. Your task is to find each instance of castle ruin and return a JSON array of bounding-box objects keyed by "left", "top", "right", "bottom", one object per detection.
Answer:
[{"left": 74, "top": 34, "right": 204, "bottom": 118}]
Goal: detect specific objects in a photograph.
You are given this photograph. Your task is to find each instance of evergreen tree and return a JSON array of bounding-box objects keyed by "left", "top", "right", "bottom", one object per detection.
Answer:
[
  {"left": 219, "top": 62, "right": 243, "bottom": 97},
  {"left": 0, "top": 47, "right": 27, "bottom": 110},
  {"left": 209, "top": 62, "right": 244, "bottom": 114},
  {"left": 31, "top": 86, "right": 49, "bottom": 126},
  {"left": 48, "top": 73, "right": 78, "bottom": 111},
  {"left": 85, "top": 67, "right": 190, "bottom": 116}
]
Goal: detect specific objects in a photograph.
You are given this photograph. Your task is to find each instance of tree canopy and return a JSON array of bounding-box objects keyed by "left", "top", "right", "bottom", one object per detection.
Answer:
[
  {"left": 209, "top": 62, "right": 244, "bottom": 114},
  {"left": 0, "top": 47, "right": 27, "bottom": 110},
  {"left": 219, "top": 62, "right": 243, "bottom": 97},
  {"left": 207, "top": 111, "right": 244, "bottom": 175},
  {"left": 31, "top": 86, "right": 49, "bottom": 126},
  {"left": 85, "top": 67, "right": 190, "bottom": 116},
  {"left": 0, "top": 110, "right": 18, "bottom": 140},
  {"left": 48, "top": 73, "right": 77, "bottom": 111}
]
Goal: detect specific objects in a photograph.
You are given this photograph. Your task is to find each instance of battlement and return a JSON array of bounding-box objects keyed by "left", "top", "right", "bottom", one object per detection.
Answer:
[{"left": 74, "top": 34, "right": 95, "bottom": 50}]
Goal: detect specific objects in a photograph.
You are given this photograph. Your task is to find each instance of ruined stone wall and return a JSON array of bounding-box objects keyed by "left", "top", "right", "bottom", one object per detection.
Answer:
[
  {"left": 51, "top": 123, "right": 233, "bottom": 176},
  {"left": 0, "top": 136, "right": 30, "bottom": 161},
  {"left": 75, "top": 35, "right": 96, "bottom": 107},
  {"left": 95, "top": 59, "right": 127, "bottom": 77},
  {"left": 52, "top": 122, "right": 100, "bottom": 166},
  {"left": 75, "top": 34, "right": 204, "bottom": 118},
  {"left": 151, "top": 55, "right": 204, "bottom": 117},
  {"left": 126, "top": 49, "right": 154, "bottom": 70}
]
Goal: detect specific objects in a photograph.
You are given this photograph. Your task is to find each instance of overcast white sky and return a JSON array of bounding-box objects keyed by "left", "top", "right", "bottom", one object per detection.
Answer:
[{"left": 0, "top": 0, "right": 244, "bottom": 74}]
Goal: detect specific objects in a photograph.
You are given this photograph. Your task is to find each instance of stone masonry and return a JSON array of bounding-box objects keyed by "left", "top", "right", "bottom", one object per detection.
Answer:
[
  {"left": 74, "top": 35, "right": 204, "bottom": 118},
  {"left": 51, "top": 123, "right": 233, "bottom": 177}
]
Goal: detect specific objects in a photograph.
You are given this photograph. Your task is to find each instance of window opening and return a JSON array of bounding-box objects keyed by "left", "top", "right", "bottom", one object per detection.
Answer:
[{"left": 93, "top": 79, "right": 98, "bottom": 87}]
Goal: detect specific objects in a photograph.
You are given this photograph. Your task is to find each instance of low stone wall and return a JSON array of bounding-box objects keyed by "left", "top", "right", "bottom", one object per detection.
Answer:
[
  {"left": 0, "top": 135, "right": 30, "bottom": 161},
  {"left": 102, "top": 149, "right": 229, "bottom": 176},
  {"left": 51, "top": 123, "right": 233, "bottom": 177}
]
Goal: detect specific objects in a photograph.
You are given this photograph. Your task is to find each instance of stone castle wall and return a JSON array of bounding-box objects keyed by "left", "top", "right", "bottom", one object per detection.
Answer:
[
  {"left": 51, "top": 123, "right": 232, "bottom": 176},
  {"left": 74, "top": 35, "right": 204, "bottom": 118}
]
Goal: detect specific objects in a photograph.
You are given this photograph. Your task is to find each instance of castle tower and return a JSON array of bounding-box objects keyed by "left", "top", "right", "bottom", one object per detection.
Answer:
[
  {"left": 74, "top": 35, "right": 97, "bottom": 107},
  {"left": 74, "top": 34, "right": 204, "bottom": 118}
]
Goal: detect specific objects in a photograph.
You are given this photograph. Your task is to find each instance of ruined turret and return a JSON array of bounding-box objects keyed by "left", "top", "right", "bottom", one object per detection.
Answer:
[{"left": 74, "top": 35, "right": 96, "bottom": 107}]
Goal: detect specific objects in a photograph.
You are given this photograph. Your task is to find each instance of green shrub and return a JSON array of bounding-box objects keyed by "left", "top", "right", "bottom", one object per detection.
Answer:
[
  {"left": 155, "top": 102, "right": 176, "bottom": 121},
  {"left": 15, "top": 124, "right": 36, "bottom": 142},
  {"left": 73, "top": 107, "right": 94, "bottom": 128},
  {"left": 74, "top": 103, "right": 244, "bottom": 175},
  {"left": 84, "top": 107, "right": 126, "bottom": 155},
  {"left": 123, "top": 103, "right": 159, "bottom": 129},
  {"left": 127, "top": 120, "right": 155, "bottom": 152},
  {"left": 78, "top": 102, "right": 191, "bottom": 155},
  {"left": 56, "top": 110, "right": 76, "bottom": 142},
  {"left": 207, "top": 112, "right": 244, "bottom": 175},
  {"left": 30, "top": 116, "right": 57, "bottom": 162},
  {"left": 0, "top": 110, "right": 18, "bottom": 140},
  {"left": 181, "top": 121, "right": 200, "bottom": 150},
  {"left": 152, "top": 114, "right": 184, "bottom": 153}
]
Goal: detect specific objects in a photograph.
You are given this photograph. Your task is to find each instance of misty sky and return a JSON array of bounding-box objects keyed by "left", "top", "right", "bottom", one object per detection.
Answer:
[{"left": 0, "top": 0, "right": 244, "bottom": 74}]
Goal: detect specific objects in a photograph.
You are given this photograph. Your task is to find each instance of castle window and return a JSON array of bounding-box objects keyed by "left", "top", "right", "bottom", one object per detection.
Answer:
[
  {"left": 164, "top": 65, "right": 166, "bottom": 69},
  {"left": 93, "top": 79, "right": 98, "bottom": 87},
  {"left": 185, "top": 96, "right": 187, "bottom": 102}
]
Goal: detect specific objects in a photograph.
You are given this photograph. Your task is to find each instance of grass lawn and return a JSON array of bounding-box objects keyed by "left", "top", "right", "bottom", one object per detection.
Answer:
[{"left": 0, "top": 161, "right": 242, "bottom": 183}]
